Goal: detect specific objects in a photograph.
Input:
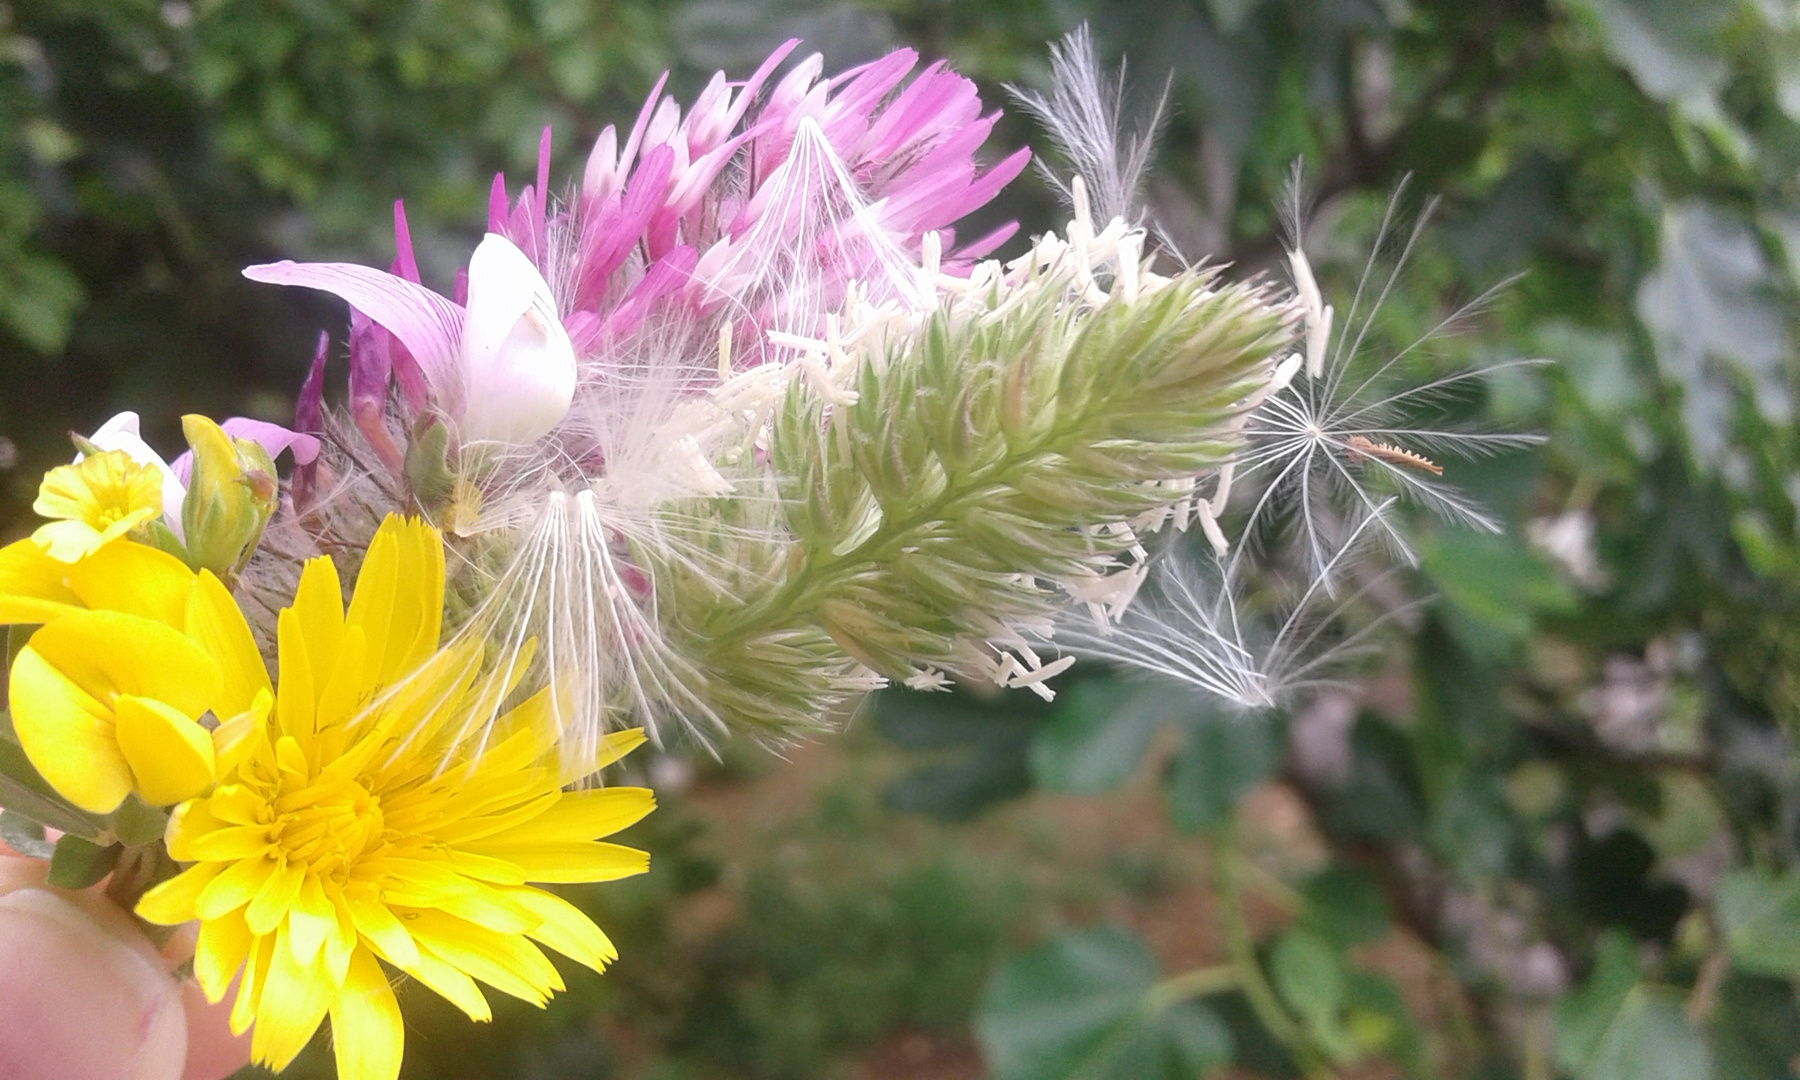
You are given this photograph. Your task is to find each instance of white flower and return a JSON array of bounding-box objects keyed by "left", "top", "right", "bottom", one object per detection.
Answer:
[{"left": 458, "top": 234, "right": 577, "bottom": 445}]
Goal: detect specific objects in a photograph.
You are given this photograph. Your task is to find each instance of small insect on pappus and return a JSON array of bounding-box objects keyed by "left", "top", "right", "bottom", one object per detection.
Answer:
[{"left": 1344, "top": 435, "right": 1444, "bottom": 476}]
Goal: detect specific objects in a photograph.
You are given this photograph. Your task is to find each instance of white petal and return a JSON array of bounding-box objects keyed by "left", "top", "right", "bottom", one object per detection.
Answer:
[
  {"left": 461, "top": 234, "right": 576, "bottom": 445},
  {"left": 83, "top": 411, "right": 187, "bottom": 540}
]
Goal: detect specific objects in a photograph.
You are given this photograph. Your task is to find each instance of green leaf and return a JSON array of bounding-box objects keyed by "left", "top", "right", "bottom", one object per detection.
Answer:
[
  {"left": 1556, "top": 930, "right": 1713, "bottom": 1080},
  {"left": 0, "top": 809, "right": 54, "bottom": 859},
  {"left": 1300, "top": 866, "right": 1392, "bottom": 949},
  {"left": 1164, "top": 707, "right": 1278, "bottom": 833},
  {"left": 1556, "top": 931, "right": 1641, "bottom": 1068},
  {"left": 1709, "top": 974, "right": 1800, "bottom": 1080},
  {"left": 46, "top": 833, "right": 122, "bottom": 890},
  {"left": 1636, "top": 201, "right": 1793, "bottom": 471},
  {"left": 873, "top": 687, "right": 1042, "bottom": 820},
  {"left": 977, "top": 926, "right": 1231, "bottom": 1080},
  {"left": 1031, "top": 678, "right": 1189, "bottom": 796},
  {"left": 1418, "top": 530, "right": 1575, "bottom": 645},
  {"left": 1715, "top": 870, "right": 1800, "bottom": 979},
  {"left": 1269, "top": 928, "right": 1359, "bottom": 1063}
]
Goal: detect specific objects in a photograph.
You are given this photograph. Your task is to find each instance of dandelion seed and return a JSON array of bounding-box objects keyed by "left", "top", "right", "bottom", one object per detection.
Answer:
[
  {"left": 1061, "top": 506, "right": 1417, "bottom": 711},
  {"left": 1230, "top": 178, "right": 1546, "bottom": 582}
]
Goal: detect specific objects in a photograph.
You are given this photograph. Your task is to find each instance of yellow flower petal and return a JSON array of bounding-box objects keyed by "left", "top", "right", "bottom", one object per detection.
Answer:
[
  {"left": 483, "top": 786, "right": 656, "bottom": 845},
  {"left": 249, "top": 928, "right": 334, "bottom": 1071},
  {"left": 245, "top": 859, "right": 305, "bottom": 936},
  {"left": 61, "top": 541, "right": 195, "bottom": 627},
  {"left": 166, "top": 796, "right": 230, "bottom": 861},
  {"left": 184, "top": 823, "right": 275, "bottom": 862},
  {"left": 185, "top": 570, "right": 272, "bottom": 718},
  {"left": 406, "top": 910, "right": 563, "bottom": 1005},
  {"left": 391, "top": 947, "right": 491, "bottom": 1023},
  {"left": 460, "top": 840, "right": 650, "bottom": 884},
  {"left": 330, "top": 948, "right": 404, "bottom": 1080},
  {"left": 136, "top": 861, "right": 225, "bottom": 926},
  {"left": 291, "top": 556, "right": 345, "bottom": 698},
  {"left": 212, "top": 689, "right": 273, "bottom": 776},
  {"left": 346, "top": 892, "right": 420, "bottom": 970},
  {"left": 32, "top": 511, "right": 152, "bottom": 563},
  {"left": 275, "top": 607, "right": 316, "bottom": 739},
  {"left": 286, "top": 873, "right": 336, "bottom": 966},
  {"left": 0, "top": 536, "right": 82, "bottom": 624},
  {"left": 197, "top": 853, "right": 278, "bottom": 919},
  {"left": 115, "top": 693, "right": 217, "bottom": 806},
  {"left": 592, "top": 727, "right": 649, "bottom": 771},
  {"left": 506, "top": 886, "right": 618, "bottom": 973},
  {"left": 230, "top": 935, "right": 276, "bottom": 1036},
  {"left": 344, "top": 527, "right": 398, "bottom": 691},
  {"left": 7, "top": 645, "right": 135, "bottom": 813},
  {"left": 194, "top": 909, "right": 255, "bottom": 1003},
  {"left": 26, "top": 608, "right": 220, "bottom": 716}
]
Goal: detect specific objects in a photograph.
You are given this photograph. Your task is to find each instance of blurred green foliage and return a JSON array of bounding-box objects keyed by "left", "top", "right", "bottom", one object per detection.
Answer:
[{"left": 6, "top": 0, "right": 1800, "bottom": 1078}]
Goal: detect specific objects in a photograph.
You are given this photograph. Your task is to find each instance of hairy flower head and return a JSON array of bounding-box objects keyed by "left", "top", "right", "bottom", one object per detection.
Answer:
[{"left": 130, "top": 514, "right": 653, "bottom": 1080}]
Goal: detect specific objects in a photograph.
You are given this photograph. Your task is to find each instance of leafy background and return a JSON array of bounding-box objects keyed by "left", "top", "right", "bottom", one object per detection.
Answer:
[{"left": 4, "top": 0, "right": 1800, "bottom": 1078}]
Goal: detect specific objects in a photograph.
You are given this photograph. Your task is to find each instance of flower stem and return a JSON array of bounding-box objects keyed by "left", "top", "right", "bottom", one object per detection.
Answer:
[{"left": 1208, "top": 824, "right": 1333, "bottom": 1078}]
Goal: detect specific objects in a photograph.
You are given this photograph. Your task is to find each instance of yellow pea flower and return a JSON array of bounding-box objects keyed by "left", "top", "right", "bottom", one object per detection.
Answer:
[
  {"left": 5, "top": 565, "right": 267, "bottom": 813},
  {"left": 134, "top": 515, "right": 653, "bottom": 1080},
  {"left": 30, "top": 449, "right": 166, "bottom": 563}
]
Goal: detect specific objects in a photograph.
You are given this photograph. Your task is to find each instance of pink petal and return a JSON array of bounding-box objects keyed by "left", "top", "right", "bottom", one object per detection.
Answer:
[
  {"left": 243, "top": 260, "right": 465, "bottom": 393},
  {"left": 391, "top": 201, "right": 421, "bottom": 284}
]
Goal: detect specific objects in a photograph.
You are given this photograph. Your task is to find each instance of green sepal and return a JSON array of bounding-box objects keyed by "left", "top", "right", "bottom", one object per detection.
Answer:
[
  {"left": 47, "top": 833, "right": 122, "bottom": 889},
  {"left": 136, "top": 517, "right": 194, "bottom": 568},
  {"left": 106, "top": 794, "right": 169, "bottom": 848},
  {"left": 0, "top": 809, "right": 54, "bottom": 859},
  {"left": 405, "top": 414, "right": 456, "bottom": 508}
]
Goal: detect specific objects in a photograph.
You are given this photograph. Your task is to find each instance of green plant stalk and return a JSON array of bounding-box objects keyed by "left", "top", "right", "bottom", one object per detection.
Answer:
[
  {"left": 1143, "top": 963, "right": 1240, "bottom": 1013},
  {"left": 1209, "top": 825, "right": 1332, "bottom": 1078}
]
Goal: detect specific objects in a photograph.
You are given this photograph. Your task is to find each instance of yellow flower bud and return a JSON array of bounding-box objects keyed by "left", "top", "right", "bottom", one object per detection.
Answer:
[{"left": 179, "top": 415, "right": 278, "bottom": 577}]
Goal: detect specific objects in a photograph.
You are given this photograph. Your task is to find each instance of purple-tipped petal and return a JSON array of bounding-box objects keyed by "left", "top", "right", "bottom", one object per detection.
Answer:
[
  {"left": 392, "top": 201, "right": 421, "bottom": 284},
  {"left": 291, "top": 332, "right": 328, "bottom": 510},
  {"left": 601, "top": 245, "right": 697, "bottom": 338},
  {"left": 296, "top": 331, "right": 329, "bottom": 436},
  {"left": 487, "top": 172, "right": 510, "bottom": 235},
  {"left": 244, "top": 260, "right": 465, "bottom": 393}
]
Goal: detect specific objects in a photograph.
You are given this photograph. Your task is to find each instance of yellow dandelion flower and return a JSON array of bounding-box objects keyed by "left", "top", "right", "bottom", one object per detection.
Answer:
[
  {"left": 133, "top": 514, "right": 654, "bottom": 1080},
  {"left": 31, "top": 449, "right": 167, "bottom": 562}
]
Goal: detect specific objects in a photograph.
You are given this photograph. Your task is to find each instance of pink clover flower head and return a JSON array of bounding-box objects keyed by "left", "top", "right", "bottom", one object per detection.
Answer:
[{"left": 244, "top": 40, "right": 1028, "bottom": 460}]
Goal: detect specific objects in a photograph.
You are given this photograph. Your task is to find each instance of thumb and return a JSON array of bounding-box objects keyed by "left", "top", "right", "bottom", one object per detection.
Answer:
[{"left": 0, "top": 857, "right": 189, "bottom": 1080}]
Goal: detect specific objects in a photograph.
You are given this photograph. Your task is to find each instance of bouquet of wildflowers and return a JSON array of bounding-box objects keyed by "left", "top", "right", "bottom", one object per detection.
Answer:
[{"left": 0, "top": 29, "right": 1528, "bottom": 1080}]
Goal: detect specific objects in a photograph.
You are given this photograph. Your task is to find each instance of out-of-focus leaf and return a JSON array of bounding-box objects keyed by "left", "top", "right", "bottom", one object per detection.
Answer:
[
  {"left": 1163, "top": 707, "right": 1278, "bottom": 833},
  {"left": 1419, "top": 529, "right": 1576, "bottom": 645},
  {"left": 1709, "top": 974, "right": 1800, "bottom": 1080},
  {"left": 1446, "top": 153, "right": 1567, "bottom": 273},
  {"left": 1556, "top": 930, "right": 1712, "bottom": 1080},
  {"left": 1031, "top": 678, "right": 1190, "bottom": 795},
  {"left": 1270, "top": 928, "right": 1359, "bottom": 1062},
  {"left": 1563, "top": 0, "right": 1732, "bottom": 108},
  {"left": 1637, "top": 201, "right": 1793, "bottom": 471},
  {"left": 46, "top": 833, "right": 121, "bottom": 890},
  {"left": 1300, "top": 866, "right": 1392, "bottom": 949},
  {"left": 977, "top": 925, "right": 1230, "bottom": 1080},
  {"left": 873, "top": 687, "right": 1043, "bottom": 820},
  {"left": 1715, "top": 870, "right": 1800, "bottom": 978}
]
